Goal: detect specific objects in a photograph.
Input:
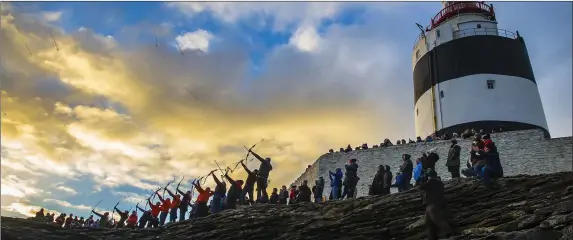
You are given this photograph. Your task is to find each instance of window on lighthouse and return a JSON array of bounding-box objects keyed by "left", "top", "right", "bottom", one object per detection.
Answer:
[{"left": 487, "top": 80, "right": 496, "bottom": 89}]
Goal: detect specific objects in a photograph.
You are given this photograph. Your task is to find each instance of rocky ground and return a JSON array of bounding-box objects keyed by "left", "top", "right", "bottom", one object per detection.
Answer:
[{"left": 2, "top": 172, "right": 572, "bottom": 240}]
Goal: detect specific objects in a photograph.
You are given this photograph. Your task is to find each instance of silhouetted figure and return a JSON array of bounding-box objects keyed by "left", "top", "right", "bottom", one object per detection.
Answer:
[
  {"left": 249, "top": 149, "right": 273, "bottom": 202},
  {"left": 369, "top": 165, "right": 385, "bottom": 195},
  {"left": 297, "top": 180, "right": 312, "bottom": 202},
  {"left": 341, "top": 159, "right": 359, "bottom": 199},
  {"left": 419, "top": 170, "right": 453, "bottom": 240}
]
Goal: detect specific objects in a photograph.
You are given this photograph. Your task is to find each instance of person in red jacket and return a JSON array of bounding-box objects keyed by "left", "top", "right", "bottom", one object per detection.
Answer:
[
  {"left": 146, "top": 196, "right": 161, "bottom": 228},
  {"left": 165, "top": 187, "right": 181, "bottom": 223},
  {"left": 289, "top": 185, "right": 298, "bottom": 204},
  {"left": 192, "top": 175, "right": 214, "bottom": 218},
  {"left": 126, "top": 211, "right": 138, "bottom": 229},
  {"left": 155, "top": 190, "right": 171, "bottom": 226}
]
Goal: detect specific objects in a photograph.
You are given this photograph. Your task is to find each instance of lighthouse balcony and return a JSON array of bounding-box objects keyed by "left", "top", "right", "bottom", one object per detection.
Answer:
[
  {"left": 453, "top": 28, "right": 517, "bottom": 40},
  {"left": 432, "top": 1, "right": 495, "bottom": 28}
]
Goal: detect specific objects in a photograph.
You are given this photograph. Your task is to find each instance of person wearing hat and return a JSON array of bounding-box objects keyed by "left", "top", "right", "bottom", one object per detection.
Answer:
[
  {"left": 419, "top": 169, "right": 453, "bottom": 239},
  {"left": 446, "top": 139, "right": 462, "bottom": 178}
]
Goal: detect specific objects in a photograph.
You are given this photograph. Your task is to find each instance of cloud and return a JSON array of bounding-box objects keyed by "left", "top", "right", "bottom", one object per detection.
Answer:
[
  {"left": 41, "top": 11, "right": 62, "bottom": 22},
  {"left": 166, "top": 2, "right": 343, "bottom": 32},
  {"left": 43, "top": 199, "right": 92, "bottom": 211},
  {"left": 289, "top": 25, "right": 321, "bottom": 52},
  {"left": 0, "top": 175, "right": 44, "bottom": 198},
  {"left": 113, "top": 191, "right": 148, "bottom": 205},
  {"left": 1, "top": 202, "right": 60, "bottom": 218},
  {"left": 175, "top": 29, "right": 214, "bottom": 52},
  {"left": 55, "top": 185, "right": 78, "bottom": 195}
]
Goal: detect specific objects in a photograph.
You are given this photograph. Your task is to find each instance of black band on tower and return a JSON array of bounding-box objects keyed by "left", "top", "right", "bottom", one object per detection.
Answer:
[{"left": 413, "top": 35, "right": 536, "bottom": 104}]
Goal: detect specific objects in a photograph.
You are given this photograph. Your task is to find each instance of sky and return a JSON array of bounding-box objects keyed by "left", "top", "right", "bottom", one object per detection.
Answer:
[{"left": 0, "top": 2, "right": 571, "bottom": 219}]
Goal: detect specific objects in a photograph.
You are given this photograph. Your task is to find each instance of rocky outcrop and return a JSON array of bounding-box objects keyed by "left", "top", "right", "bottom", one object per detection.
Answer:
[{"left": 2, "top": 172, "right": 572, "bottom": 240}]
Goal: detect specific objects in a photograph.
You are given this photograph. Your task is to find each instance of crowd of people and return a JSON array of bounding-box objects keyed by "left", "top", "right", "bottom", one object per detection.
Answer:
[
  {"left": 32, "top": 132, "right": 504, "bottom": 239},
  {"left": 327, "top": 128, "right": 504, "bottom": 154}
]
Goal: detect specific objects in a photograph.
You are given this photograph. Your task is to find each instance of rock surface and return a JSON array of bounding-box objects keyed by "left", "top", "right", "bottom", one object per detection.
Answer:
[{"left": 2, "top": 172, "right": 572, "bottom": 240}]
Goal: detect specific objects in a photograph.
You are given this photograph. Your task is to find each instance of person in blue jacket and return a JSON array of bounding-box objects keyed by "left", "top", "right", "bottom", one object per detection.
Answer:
[
  {"left": 414, "top": 158, "right": 423, "bottom": 186},
  {"left": 329, "top": 168, "right": 343, "bottom": 200}
]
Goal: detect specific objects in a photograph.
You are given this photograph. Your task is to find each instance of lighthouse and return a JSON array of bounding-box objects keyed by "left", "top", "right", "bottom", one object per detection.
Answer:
[{"left": 412, "top": 1, "right": 549, "bottom": 138}]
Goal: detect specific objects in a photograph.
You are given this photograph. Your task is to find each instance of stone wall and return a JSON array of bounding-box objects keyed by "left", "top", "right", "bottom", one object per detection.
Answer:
[{"left": 293, "top": 129, "right": 572, "bottom": 198}]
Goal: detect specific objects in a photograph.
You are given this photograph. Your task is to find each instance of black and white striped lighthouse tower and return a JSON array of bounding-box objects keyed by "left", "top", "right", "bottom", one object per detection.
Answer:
[{"left": 412, "top": 1, "right": 549, "bottom": 138}]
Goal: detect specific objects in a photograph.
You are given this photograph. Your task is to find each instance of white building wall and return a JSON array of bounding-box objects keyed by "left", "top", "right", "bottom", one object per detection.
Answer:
[
  {"left": 414, "top": 91, "right": 436, "bottom": 138},
  {"left": 293, "top": 129, "right": 572, "bottom": 199},
  {"left": 435, "top": 74, "right": 548, "bottom": 130}
]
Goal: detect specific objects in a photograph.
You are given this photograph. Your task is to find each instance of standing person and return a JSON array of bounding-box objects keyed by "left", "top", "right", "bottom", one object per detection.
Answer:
[
  {"left": 341, "top": 159, "right": 359, "bottom": 199},
  {"left": 192, "top": 177, "right": 214, "bottom": 218},
  {"left": 370, "top": 165, "right": 385, "bottom": 195},
  {"left": 278, "top": 186, "right": 288, "bottom": 204},
  {"left": 248, "top": 149, "right": 273, "bottom": 201},
  {"left": 269, "top": 188, "right": 279, "bottom": 204},
  {"left": 223, "top": 171, "right": 243, "bottom": 209},
  {"left": 146, "top": 196, "right": 161, "bottom": 228},
  {"left": 329, "top": 168, "right": 343, "bottom": 200},
  {"left": 176, "top": 185, "right": 192, "bottom": 221},
  {"left": 64, "top": 214, "right": 74, "bottom": 228},
  {"left": 35, "top": 208, "right": 45, "bottom": 220},
  {"left": 91, "top": 210, "right": 109, "bottom": 229},
  {"left": 296, "top": 180, "right": 312, "bottom": 202},
  {"left": 210, "top": 171, "right": 227, "bottom": 214},
  {"left": 135, "top": 205, "right": 152, "bottom": 229},
  {"left": 113, "top": 206, "right": 129, "bottom": 228},
  {"left": 399, "top": 154, "right": 414, "bottom": 191},
  {"left": 419, "top": 170, "right": 453, "bottom": 240},
  {"left": 446, "top": 140, "right": 462, "bottom": 178},
  {"left": 86, "top": 216, "right": 94, "bottom": 228},
  {"left": 154, "top": 190, "right": 171, "bottom": 226},
  {"left": 164, "top": 187, "right": 181, "bottom": 223},
  {"left": 383, "top": 165, "right": 393, "bottom": 195},
  {"left": 240, "top": 161, "right": 258, "bottom": 205},
  {"left": 126, "top": 211, "right": 138, "bottom": 229},
  {"left": 312, "top": 177, "right": 325, "bottom": 203},
  {"left": 289, "top": 185, "right": 298, "bottom": 204}
]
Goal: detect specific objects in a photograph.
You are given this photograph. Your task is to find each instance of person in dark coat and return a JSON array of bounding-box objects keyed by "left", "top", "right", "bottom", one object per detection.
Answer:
[
  {"left": 270, "top": 188, "right": 279, "bottom": 204},
  {"left": 420, "top": 170, "right": 453, "bottom": 240},
  {"left": 399, "top": 154, "right": 414, "bottom": 191},
  {"left": 382, "top": 165, "right": 392, "bottom": 195},
  {"left": 341, "top": 159, "right": 359, "bottom": 199},
  {"left": 370, "top": 165, "right": 385, "bottom": 195},
  {"left": 446, "top": 140, "right": 461, "bottom": 178},
  {"left": 296, "top": 180, "right": 312, "bottom": 202},
  {"left": 248, "top": 149, "right": 273, "bottom": 202},
  {"left": 422, "top": 151, "right": 439, "bottom": 171},
  {"left": 312, "top": 177, "right": 325, "bottom": 203},
  {"left": 278, "top": 186, "right": 289, "bottom": 204}
]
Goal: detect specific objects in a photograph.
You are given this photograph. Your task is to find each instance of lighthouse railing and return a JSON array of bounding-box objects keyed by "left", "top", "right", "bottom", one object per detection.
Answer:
[
  {"left": 453, "top": 28, "right": 517, "bottom": 40},
  {"left": 432, "top": 2, "right": 494, "bottom": 28}
]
